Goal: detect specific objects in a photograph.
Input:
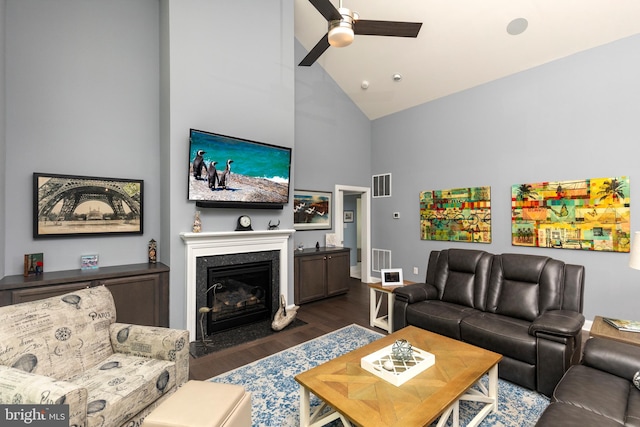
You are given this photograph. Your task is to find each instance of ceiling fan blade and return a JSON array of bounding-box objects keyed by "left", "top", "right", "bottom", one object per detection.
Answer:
[
  {"left": 299, "top": 34, "right": 331, "bottom": 66},
  {"left": 309, "top": 0, "right": 342, "bottom": 21},
  {"left": 354, "top": 20, "right": 422, "bottom": 38}
]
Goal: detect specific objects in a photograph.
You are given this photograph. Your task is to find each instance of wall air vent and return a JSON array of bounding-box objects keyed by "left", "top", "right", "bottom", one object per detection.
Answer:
[
  {"left": 372, "top": 248, "right": 392, "bottom": 272},
  {"left": 372, "top": 173, "right": 391, "bottom": 198}
]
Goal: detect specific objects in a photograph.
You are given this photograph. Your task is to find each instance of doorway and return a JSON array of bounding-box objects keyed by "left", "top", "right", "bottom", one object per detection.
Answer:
[
  {"left": 334, "top": 184, "right": 372, "bottom": 283},
  {"left": 343, "top": 195, "right": 361, "bottom": 279}
]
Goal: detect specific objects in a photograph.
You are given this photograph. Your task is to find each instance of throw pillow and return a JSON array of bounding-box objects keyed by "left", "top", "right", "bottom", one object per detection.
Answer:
[{"left": 633, "top": 371, "right": 640, "bottom": 391}]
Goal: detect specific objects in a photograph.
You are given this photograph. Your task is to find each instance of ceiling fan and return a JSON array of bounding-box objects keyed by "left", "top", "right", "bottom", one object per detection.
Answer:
[{"left": 299, "top": 0, "right": 423, "bottom": 67}]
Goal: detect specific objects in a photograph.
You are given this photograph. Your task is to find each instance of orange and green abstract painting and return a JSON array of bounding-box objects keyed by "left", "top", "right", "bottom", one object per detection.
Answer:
[
  {"left": 511, "top": 177, "right": 630, "bottom": 252},
  {"left": 420, "top": 186, "right": 491, "bottom": 243}
]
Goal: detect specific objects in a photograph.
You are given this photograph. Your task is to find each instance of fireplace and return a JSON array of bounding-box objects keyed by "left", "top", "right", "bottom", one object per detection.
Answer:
[
  {"left": 195, "top": 251, "right": 279, "bottom": 339},
  {"left": 181, "top": 229, "right": 295, "bottom": 342},
  {"left": 205, "top": 261, "right": 272, "bottom": 333}
]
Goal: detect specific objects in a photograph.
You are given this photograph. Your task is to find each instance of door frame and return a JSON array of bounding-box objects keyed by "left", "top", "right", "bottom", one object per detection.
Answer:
[{"left": 334, "top": 184, "right": 372, "bottom": 283}]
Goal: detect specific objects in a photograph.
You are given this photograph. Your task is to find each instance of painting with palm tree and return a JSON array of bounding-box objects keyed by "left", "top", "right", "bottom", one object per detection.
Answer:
[{"left": 511, "top": 176, "right": 630, "bottom": 252}]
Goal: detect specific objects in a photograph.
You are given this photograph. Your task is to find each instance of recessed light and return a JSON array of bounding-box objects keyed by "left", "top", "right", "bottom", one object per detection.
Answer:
[
  {"left": 507, "top": 18, "right": 528, "bottom": 36},
  {"left": 393, "top": 73, "right": 402, "bottom": 82}
]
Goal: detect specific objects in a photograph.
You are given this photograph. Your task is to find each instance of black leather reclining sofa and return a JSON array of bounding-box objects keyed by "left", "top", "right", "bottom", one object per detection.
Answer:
[{"left": 393, "top": 248, "right": 585, "bottom": 397}]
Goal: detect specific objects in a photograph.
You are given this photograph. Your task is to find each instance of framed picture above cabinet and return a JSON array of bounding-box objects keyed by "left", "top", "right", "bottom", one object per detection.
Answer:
[
  {"left": 293, "top": 189, "right": 332, "bottom": 230},
  {"left": 33, "top": 172, "right": 143, "bottom": 238}
]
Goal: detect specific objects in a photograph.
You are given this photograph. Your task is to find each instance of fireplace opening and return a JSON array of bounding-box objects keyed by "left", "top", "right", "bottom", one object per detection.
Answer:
[{"left": 205, "top": 261, "right": 272, "bottom": 334}]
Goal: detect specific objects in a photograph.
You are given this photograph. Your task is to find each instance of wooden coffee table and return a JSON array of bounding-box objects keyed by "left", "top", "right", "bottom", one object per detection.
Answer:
[{"left": 295, "top": 325, "right": 502, "bottom": 427}]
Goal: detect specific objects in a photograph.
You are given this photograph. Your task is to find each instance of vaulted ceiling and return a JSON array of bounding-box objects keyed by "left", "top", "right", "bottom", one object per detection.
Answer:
[{"left": 295, "top": 0, "right": 640, "bottom": 119}]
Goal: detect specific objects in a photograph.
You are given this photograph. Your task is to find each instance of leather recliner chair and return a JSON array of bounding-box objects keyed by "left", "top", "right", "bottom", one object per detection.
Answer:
[{"left": 536, "top": 337, "right": 640, "bottom": 426}]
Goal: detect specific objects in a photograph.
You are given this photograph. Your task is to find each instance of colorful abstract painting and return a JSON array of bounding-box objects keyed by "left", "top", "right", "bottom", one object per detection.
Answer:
[
  {"left": 420, "top": 186, "right": 491, "bottom": 243},
  {"left": 511, "top": 177, "right": 630, "bottom": 252}
]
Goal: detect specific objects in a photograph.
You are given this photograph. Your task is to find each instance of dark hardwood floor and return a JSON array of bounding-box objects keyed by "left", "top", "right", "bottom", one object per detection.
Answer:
[{"left": 189, "top": 277, "right": 382, "bottom": 380}]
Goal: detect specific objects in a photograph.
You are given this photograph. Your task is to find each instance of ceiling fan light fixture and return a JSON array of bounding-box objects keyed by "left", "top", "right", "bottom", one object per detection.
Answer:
[
  {"left": 328, "top": 7, "right": 356, "bottom": 47},
  {"left": 299, "top": 0, "right": 422, "bottom": 67},
  {"left": 328, "top": 25, "right": 354, "bottom": 47}
]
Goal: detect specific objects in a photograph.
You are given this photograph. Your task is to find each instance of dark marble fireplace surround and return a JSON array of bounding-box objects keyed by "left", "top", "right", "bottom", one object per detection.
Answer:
[{"left": 195, "top": 250, "right": 280, "bottom": 340}]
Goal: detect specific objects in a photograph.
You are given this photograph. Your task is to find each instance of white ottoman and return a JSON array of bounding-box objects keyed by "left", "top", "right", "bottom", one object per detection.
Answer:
[{"left": 142, "top": 380, "right": 251, "bottom": 427}]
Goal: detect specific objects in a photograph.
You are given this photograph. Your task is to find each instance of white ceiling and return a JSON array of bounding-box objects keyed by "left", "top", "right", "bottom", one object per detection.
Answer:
[{"left": 294, "top": 0, "right": 640, "bottom": 120}]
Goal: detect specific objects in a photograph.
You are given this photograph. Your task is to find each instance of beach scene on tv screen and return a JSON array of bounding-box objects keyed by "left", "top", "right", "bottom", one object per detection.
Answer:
[{"left": 189, "top": 130, "right": 291, "bottom": 204}]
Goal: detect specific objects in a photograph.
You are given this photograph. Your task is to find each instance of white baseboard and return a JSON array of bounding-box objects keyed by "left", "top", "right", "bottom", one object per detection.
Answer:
[{"left": 350, "top": 265, "right": 361, "bottom": 279}]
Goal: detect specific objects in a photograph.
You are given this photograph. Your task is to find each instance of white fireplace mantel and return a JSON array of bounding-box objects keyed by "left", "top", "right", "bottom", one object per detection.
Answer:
[{"left": 180, "top": 229, "right": 295, "bottom": 339}]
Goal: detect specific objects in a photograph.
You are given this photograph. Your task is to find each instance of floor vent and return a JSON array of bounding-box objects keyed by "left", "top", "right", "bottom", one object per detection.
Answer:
[{"left": 372, "top": 249, "right": 392, "bottom": 272}]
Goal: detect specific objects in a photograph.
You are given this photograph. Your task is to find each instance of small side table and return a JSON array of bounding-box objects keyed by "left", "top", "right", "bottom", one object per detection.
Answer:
[
  {"left": 590, "top": 315, "right": 640, "bottom": 346},
  {"left": 368, "top": 282, "right": 406, "bottom": 333}
]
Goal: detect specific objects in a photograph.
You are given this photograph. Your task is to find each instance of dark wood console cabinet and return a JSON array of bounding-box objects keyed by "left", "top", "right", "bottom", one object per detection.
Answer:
[
  {"left": 294, "top": 247, "right": 350, "bottom": 304},
  {"left": 0, "top": 263, "right": 169, "bottom": 327}
]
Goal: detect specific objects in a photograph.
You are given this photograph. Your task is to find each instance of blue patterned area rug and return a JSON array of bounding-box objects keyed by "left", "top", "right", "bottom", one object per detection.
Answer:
[{"left": 210, "top": 324, "right": 549, "bottom": 426}]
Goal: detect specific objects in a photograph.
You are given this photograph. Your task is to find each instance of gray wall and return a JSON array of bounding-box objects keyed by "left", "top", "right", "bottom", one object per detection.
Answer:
[
  {"left": 0, "top": 0, "right": 6, "bottom": 278},
  {"left": 294, "top": 40, "right": 372, "bottom": 251},
  {"left": 371, "top": 34, "right": 640, "bottom": 322},
  {"left": 162, "top": 1, "right": 295, "bottom": 327},
  {"left": 4, "top": 0, "right": 161, "bottom": 274}
]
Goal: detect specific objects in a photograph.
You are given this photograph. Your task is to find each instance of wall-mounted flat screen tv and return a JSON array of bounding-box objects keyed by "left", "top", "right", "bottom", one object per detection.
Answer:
[{"left": 188, "top": 129, "right": 292, "bottom": 209}]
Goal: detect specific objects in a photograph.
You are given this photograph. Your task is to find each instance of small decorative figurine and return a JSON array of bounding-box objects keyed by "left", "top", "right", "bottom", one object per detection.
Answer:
[
  {"left": 271, "top": 294, "right": 299, "bottom": 331},
  {"left": 315, "top": 241, "right": 320, "bottom": 250},
  {"left": 391, "top": 339, "right": 413, "bottom": 361},
  {"left": 148, "top": 239, "right": 157, "bottom": 264},
  {"left": 268, "top": 220, "right": 280, "bottom": 230},
  {"left": 297, "top": 243, "right": 304, "bottom": 251},
  {"left": 382, "top": 360, "right": 395, "bottom": 371},
  {"left": 193, "top": 210, "right": 202, "bottom": 233}
]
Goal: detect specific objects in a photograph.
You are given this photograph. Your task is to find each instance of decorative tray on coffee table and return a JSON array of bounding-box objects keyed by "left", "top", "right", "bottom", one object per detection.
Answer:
[{"left": 360, "top": 344, "right": 435, "bottom": 386}]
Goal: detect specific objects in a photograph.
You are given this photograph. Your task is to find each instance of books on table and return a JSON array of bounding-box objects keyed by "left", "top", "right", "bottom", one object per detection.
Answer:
[{"left": 603, "top": 317, "right": 640, "bottom": 333}]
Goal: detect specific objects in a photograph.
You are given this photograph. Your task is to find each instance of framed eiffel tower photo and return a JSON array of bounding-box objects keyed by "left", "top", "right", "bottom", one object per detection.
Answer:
[{"left": 33, "top": 172, "right": 143, "bottom": 238}]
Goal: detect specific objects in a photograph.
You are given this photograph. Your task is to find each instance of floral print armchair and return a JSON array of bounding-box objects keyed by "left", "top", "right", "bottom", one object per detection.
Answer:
[{"left": 0, "top": 286, "right": 189, "bottom": 427}]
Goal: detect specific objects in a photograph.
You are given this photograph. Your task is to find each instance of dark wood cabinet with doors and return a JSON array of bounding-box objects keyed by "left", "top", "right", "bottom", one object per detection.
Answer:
[
  {"left": 0, "top": 263, "right": 169, "bottom": 327},
  {"left": 294, "top": 247, "right": 350, "bottom": 304}
]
